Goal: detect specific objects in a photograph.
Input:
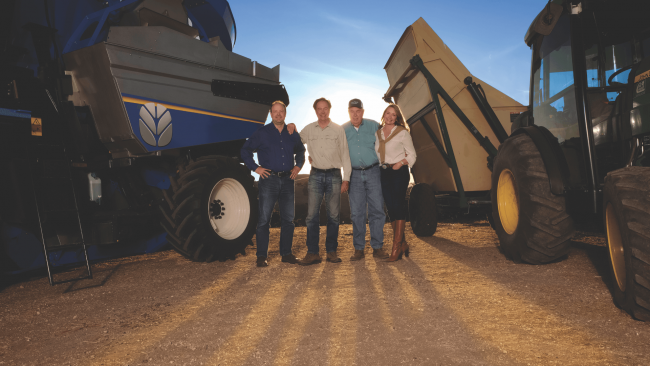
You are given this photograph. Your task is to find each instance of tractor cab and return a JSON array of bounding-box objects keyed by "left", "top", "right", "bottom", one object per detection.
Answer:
[{"left": 525, "top": 0, "right": 650, "bottom": 203}]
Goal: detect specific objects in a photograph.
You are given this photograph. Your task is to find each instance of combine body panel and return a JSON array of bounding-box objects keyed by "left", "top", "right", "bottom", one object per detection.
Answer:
[
  {"left": 64, "top": 26, "right": 274, "bottom": 156},
  {"left": 384, "top": 18, "right": 526, "bottom": 193}
]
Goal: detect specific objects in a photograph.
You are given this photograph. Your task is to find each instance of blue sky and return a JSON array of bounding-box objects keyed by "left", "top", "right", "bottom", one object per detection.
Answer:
[{"left": 229, "top": 0, "right": 548, "bottom": 169}]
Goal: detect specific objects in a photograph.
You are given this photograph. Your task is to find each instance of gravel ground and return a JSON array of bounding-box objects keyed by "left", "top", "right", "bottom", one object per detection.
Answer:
[{"left": 1, "top": 221, "right": 650, "bottom": 366}]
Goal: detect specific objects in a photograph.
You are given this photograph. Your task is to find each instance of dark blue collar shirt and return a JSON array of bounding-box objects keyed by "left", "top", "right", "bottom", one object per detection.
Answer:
[{"left": 241, "top": 122, "right": 306, "bottom": 173}]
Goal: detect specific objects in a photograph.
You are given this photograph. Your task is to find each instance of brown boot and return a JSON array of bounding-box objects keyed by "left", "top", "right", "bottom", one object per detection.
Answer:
[
  {"left": 326, "top": 251, "right": 342, "bottom": 263},
  {"left": 299, "top": 253, "right": 322, "bottom": 266},
  {"left": 387, "top": 220, "right": 405, "bottom": 262},
  {"left": 402, "top": 225, "right": 410, "bottom": 257},
  {"left": 373, "top": 248, "right": 389, "bottom": 259},
  {"left": 349, "top": 249, "right": 365, "bottom": 261}
]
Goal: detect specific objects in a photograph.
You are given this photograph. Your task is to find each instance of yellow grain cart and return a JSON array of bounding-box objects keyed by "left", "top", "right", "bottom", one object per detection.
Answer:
[{"left": 383, "top": 18, "right": 526, "bottom": 236}]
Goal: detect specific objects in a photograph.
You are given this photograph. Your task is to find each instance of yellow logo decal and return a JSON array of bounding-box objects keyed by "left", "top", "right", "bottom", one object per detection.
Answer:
[
  {"left": 634, "top": 70, "right": 650, "bottom": 84},
  {"left": 31, "top": 117, "right": 42, "bottom": 136}
]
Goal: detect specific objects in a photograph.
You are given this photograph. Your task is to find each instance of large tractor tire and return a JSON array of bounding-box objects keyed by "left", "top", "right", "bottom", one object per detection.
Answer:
[
  {"left": 409, "top": 183, "right": 437, "bottom": 237},
  {"left": 603, "top": 167, "right": 650, "bottom": 321},
  {"left": 490, "top": 134, "right": 574, "bottom": 263},
  {"left": 160, "top": 156, "right": 257, "bottom": 262}
]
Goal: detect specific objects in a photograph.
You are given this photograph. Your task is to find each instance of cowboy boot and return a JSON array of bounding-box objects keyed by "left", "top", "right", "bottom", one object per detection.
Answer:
[
  {"left": 402, "top": 225, "right": 410, "bottom": 257},
  {"left": 387, "top": 220, "right": 405, "bottom": 262}
]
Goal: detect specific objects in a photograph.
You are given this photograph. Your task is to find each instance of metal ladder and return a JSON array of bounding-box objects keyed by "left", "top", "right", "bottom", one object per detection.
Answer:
[{"left": 29, "top": 144, "right": 92, "bottom": 285}]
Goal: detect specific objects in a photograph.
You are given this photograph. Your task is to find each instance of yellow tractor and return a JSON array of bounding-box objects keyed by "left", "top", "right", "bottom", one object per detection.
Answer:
[{"left": 385, "top": 0, "right": 650, "bottom": 321}]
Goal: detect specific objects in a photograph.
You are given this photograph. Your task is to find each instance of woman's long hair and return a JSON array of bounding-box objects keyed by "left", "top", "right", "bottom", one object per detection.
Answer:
[{"left": 380, "top": 103, "right": 409, "bottom": 131}]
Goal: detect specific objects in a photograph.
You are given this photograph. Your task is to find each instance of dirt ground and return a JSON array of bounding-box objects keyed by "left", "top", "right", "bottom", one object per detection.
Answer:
[{"left": 2, "top": 221, "right": 650, "bottom": 366}]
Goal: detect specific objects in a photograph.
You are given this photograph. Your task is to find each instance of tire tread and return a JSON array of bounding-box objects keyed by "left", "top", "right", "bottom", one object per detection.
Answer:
[
  {"left": 491, "top": 133, "right": 573, "bottom": 264},
  {"left": 160, "top": 157, "right": 257, "bottom": 262},
  {"left": 604, "top": 167, "right": 650, "bottom": 320}
]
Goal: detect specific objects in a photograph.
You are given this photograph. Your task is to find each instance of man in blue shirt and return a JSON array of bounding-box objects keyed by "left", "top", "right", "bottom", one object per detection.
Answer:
[
  {"left": 241, "top": 101, "right": 305, "bottom": 267},
  {"left": 342, "top": 99, "right": 388, "bottom": 261}
]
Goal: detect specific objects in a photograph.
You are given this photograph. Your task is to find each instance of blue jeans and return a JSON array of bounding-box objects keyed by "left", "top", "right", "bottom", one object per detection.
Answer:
[
  {"left": 256, "top": 174, "right": 295, "bottom": 258},
  {"left": 305, "top": 169, "right": 342, "bottom": 254},
  {"left": 348, "top": 165, "right": 385, "bottom": 250}
]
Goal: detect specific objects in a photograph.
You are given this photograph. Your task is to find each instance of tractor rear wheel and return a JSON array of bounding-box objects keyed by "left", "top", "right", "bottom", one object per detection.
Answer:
[
  {"left": 490, "top": 133, "right": 574, "bottom": 263},
  {"left": 160, "top": 156, "right": 257, "bottom": 262},
  {"left": 604, "top": 167, "right": 650, "bottom": 321},
  {"left": 408, "top": 183, "right": 437, "bottom": 237}
]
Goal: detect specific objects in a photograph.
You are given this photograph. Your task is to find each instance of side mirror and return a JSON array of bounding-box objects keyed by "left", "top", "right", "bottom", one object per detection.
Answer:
[{"left": 524, "top": 2, "right": 564, "bottom": 46}]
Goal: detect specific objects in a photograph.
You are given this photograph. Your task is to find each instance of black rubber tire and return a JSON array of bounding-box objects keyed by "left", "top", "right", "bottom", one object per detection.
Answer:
[
  {"left": 408, "top": 183, "right": 437, "bottom": 237},
  {"left": 603, "top": 167, "right": 650, "bottom": 321},
  {"left": 490, "top": 133, "right": 574, "bottom": 264},
  {"left": 160, "top": 156, "right": 257, "bottom": 262}
]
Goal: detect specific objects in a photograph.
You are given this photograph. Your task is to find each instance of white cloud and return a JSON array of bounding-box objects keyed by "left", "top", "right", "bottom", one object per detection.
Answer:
[
  {"left": 322, "top": 13, "right": 374, "bottom": 31},
  {"left": 465, "top": 43, "right": 525, "bottom": 70}
]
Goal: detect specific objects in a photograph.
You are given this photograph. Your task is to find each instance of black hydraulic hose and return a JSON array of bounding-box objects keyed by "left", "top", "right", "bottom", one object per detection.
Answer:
[{"left": 464, "top": 77, "right": 509, "bottom": 143}]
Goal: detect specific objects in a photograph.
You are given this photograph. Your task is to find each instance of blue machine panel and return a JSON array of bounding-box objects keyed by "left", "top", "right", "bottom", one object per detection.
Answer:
[
  {"left": 0, "top": 108, "right": 31, "bottom": 119},
  {"left": 185, "top": 0, "right": 237, "bottom": 50},
  {"left": 122, "top": 94, "right": 264, "bottom": 152},
  {"left": 11, "top": 0, "right": 237, "bottom": 73}
]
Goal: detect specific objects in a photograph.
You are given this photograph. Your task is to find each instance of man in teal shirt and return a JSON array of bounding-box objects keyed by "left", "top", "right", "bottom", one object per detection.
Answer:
[{"left": 342, "top": 99, "right": 388, "bottom": 260}]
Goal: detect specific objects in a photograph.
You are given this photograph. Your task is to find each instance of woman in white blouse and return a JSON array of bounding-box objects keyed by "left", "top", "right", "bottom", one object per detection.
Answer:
[{"left": 375, "top": 103, "right": 417, "bottom": 261}]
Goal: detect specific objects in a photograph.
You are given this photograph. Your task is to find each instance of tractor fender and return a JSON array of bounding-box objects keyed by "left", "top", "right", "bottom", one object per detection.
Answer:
[{"left": 510, "top": 125, "right": 570, "bottom": 195}]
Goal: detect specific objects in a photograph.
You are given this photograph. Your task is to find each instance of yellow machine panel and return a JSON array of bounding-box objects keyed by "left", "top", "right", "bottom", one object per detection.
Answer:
[{"left": 384, "top": 18, "right": 527, "bottom": 192}]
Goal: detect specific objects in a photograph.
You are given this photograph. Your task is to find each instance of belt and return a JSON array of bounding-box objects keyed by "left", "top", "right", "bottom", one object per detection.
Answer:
[
  {"left": 381, "top": 162, "right": 406, "bottom": 169},
  {"left": 270, "top": 170, "right": 292, "bottom": 177},
  {"left": 311, "top": 167, "right": 339, "bottom": 173},
  {"left": 352, "top": 162, "right": 379, "bottom": 171}
]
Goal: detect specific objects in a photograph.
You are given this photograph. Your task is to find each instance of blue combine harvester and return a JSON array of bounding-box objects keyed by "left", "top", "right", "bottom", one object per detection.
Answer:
[{"left": 0, "top": 0, "right": 287, "bottom": 284}]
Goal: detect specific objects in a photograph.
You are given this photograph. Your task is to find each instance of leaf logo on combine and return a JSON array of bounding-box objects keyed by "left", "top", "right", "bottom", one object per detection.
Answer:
[{"left": 139, "top": 103, "right": 172, "bottom": 147}]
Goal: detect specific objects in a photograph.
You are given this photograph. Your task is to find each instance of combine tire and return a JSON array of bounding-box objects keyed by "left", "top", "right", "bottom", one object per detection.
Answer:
[
  {"left": 409, "top": 183, "right": 437, "bottom": 237},
  {"left": 604, "top": 167, "right": 650, "bottom": 321},
  {"left": 490, "top": 133, "right": 573, "bottom": 263},
  {"left": 160, "top": 156, "right": 257, "bottom": 262}
]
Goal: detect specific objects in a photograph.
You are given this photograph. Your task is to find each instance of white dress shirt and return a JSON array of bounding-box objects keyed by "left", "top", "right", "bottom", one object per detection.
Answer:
[
  {"left": 375, "top": 125, "right": 417, "bottom": 167},
  {"left": 300, "top": 119, "right": 352, "bottom": 181}
]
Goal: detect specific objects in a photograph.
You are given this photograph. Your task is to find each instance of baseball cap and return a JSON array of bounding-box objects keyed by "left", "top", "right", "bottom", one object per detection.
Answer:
[{"left": 348, "top": 98, "right": 363, "bottom": 109}]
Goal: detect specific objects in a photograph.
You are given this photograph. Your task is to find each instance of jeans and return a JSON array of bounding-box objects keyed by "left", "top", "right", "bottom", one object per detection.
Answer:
[
  {"left": 256, "top": 174, "right": 295, "bottom": 258},
  {"left": 305, "top": 169, "right": 342, "bottom": 254},
  {"left": 348, "top": 165, "right": 385, "bottom": 250},
  {"left": 380, "top": 165, "right": 410, "bottom": 221}
]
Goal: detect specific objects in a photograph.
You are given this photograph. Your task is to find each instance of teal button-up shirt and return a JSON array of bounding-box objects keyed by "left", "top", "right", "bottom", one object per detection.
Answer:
[{"left": 342, "top": 118, "right": 380, "bottom": 169}]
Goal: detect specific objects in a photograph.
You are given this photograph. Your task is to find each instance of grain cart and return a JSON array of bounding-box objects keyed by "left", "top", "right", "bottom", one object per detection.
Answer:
[
  {"left": 385, "top": 0, "right": 650, "bottom": 321},
  {"left": 383, "top": 18, "right": 526, "bottom": 237},
  {"left": 0, "top": 0, "right": 287, "bottom": 284}
]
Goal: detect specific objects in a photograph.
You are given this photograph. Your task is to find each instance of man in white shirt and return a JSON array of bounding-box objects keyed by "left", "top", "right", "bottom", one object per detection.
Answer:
[{"left": 296, "top": 98, "right": 352, "bottom": 265}]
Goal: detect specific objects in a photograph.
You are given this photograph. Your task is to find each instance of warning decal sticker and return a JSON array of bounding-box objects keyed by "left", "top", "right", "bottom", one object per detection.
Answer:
[
  {"left": 634, "top": 69, "right": 650, "bottom": 84},
  {"left": 31, "top": 117, "right": 42, "bottom": 136}
]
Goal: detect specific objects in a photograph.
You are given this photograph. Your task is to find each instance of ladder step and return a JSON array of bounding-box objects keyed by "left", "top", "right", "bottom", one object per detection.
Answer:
[{"left": 28, "top": 142, "right": 93, "bottom": 286}]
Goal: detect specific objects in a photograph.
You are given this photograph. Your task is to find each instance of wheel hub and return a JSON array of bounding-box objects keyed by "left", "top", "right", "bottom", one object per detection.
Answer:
[
  {"left": 210, "top": 199, "right": 225, "bottom": 219},
  {"left": 497, "top": 169, "right": 519, "bottom": 235},
  {"left": 207, "top": 178, "right": 250, "bottom": 240},
  {"left": 606, "top": 203, "right": 626, "bottom": 292}
]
